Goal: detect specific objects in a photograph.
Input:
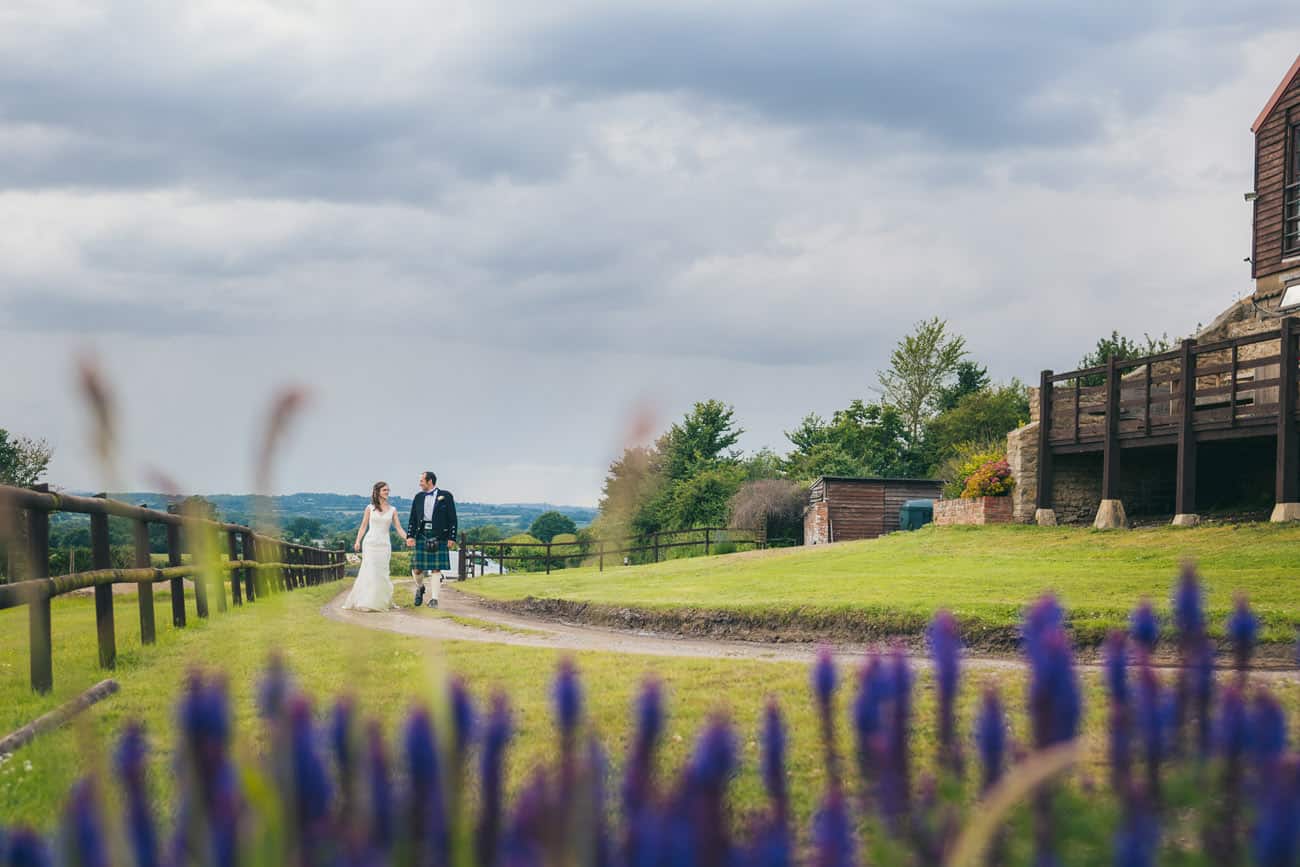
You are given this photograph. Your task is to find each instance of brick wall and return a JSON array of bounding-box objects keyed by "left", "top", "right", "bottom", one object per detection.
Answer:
[
  {"left": 804, "top": 502, "right": 831, "bottom": 545},
  {"left": 933, "top": 496, "right": 1014, "bottom": 526}
]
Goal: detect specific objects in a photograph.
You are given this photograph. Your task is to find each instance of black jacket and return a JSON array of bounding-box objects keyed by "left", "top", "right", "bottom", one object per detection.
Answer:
[{"left": 409, "top": 489, "right": 458, "bottom": 541}]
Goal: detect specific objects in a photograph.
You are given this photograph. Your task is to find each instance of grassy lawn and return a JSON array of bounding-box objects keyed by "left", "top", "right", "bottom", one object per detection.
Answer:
[
  {"left": 460, "top": 524, "right": 1300, "bottom": 646},
  {"left": 1, "top": 575, "right": 1298, "bottom": 867}
]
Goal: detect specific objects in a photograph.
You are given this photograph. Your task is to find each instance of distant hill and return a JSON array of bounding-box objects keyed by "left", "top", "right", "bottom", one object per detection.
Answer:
[{"left": 98, "top": 491, "right": 597, "bottom": 536}]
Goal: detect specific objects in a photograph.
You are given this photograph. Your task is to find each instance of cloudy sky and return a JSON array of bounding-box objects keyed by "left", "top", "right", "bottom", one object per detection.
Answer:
[{"left": 2, "top": 1, "right": 1298, "bottom": 505}]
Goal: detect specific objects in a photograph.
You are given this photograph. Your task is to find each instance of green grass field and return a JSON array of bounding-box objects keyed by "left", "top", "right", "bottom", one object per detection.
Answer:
[
  {"left": 461, "top": 524, "right": 1300, "bottom": 646},
  {"left": 0, "top": 575, "right": 1298, "bottom": 865}
]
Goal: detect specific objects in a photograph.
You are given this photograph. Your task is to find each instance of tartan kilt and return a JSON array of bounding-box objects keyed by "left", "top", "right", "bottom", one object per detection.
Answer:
[{"left": 412, "top": 536, "right": 451, "bottom": 572}]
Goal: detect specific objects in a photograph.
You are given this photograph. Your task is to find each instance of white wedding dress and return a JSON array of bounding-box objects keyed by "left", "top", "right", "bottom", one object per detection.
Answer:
[{"left": 343, "top": 505, "right": 397, "bottom": 611}]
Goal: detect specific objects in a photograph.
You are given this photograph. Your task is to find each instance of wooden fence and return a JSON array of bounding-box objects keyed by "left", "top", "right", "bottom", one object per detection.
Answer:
[
  {"left": 0, "top": 484, "right": 345, "bottom": 694},
  {"left": 458, "top": 526, "right": 770, "bottom": 577}
]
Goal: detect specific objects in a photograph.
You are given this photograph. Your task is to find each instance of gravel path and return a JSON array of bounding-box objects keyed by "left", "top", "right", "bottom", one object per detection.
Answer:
[{"left": 322, "top": 580, "right": 1300, "bottom": 682}]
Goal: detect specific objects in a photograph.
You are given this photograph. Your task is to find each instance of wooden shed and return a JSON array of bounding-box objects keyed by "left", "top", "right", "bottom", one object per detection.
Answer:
[{"left": 804, "top": 476, "right": 943, "bottom": 544}]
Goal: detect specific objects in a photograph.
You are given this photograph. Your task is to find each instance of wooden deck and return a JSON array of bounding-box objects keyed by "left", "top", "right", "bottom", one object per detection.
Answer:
[{"left": 1035, "top": 318, "right": 1300, "bottom": 516}]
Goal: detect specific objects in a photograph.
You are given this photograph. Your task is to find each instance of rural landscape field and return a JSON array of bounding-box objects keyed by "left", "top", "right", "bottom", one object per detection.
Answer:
[{"left": 5, "top": 4, "right": 1300, "bottom": 866}]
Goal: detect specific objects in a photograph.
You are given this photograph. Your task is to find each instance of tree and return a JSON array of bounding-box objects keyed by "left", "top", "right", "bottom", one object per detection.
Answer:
[
  {"left": 666, "top": 465, "right": 747, "bottom": 530},
  {"left": 284, "top": 516, "right": 324, "bottom": 544},
  {"left": 923, "top": 382, "right": 1030, "bottom": 470},
  {"left": 782, "top": 401, "right": 919, "bottom": 481},
  {"left": 1076, "top": 331, "right": 1173, "bottom": 386},
  {"left": 657, "top": 400, "right": 743, "bottom": 481},
  {"left": 0, "top": 429, "right": 52, "bottom": 487},
  {"left": 878, "top": 318, "right": 968, "bottom": 441},
  {"left": 936, "top": 361, "right": 990, "bottom": 412},
  {"left": 529, "top": 511, "right": 577, "bottom": 543}
]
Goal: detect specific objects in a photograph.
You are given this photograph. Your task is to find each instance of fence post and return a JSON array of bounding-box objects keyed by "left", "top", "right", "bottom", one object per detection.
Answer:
[
  {"left": 90, "top": 505, "right": 116, "bottom": 670},
  {"left": 458, "top": 533, "right": 466, "bottom": 580},
  {"left": 133, "top": 519, "right": 156, "bottom": 645},
  {"left": 545, "top": 541, "right": 552, "bottom": 576},
  {"left": 704, "top": 528, "right": 711, "bottom": 556},
  {"left": 1035, "top": 369, "right": 1054, "bottom": 518},
  {"left": 243, "top": 532, "right": 259, "bottom": 599},
  {"left": 27, "top": 504, "right": 52, "bottom": 693},
  {"left": 189, "top": 521, "right": 210, "bottom": 619},
  {"left": 1276, "top": 316, "right": 1299, "bottom": 512},
  {"left": 166, "top": 523, "right": 185, "bottom": 628},
  {"left": 499, "top": 544, "right": 505, "bottom": 575},
  {"left": 599, "top": 539, "right": 604, "bottom": 572},
  {"left": 1174, "top": 339, "right": 1198, "bottom": 521},
  {"left": 653, "top": 533, "right": 660, "bottom": 563},
  {"left": 227, "top": 531, "right": 242, "bottom": 606}
]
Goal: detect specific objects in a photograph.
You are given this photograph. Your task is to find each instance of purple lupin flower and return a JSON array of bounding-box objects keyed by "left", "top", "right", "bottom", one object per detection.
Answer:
[
  {"left": 761, "top": 699, "right": 789, "bottom": 824},
  {"left": 404, "top": 707, "right": 448, "bottom": 865},
  {"left": 554, "top": 657, "right": 583, "bottom": 789},
  {"left": 686, "top": 715, "right": 738, "bottom": 867},
  {"left": 852, "top": 654, "right": 888, "bottom": 802},
  {"left": 1134, "top": 662, "right": 1168, "bottom": 799},
  {"left": 811, "top": 789, "right": 856, "bottom": 867},
  {"left": 1173, "top": 565, "right": 1205, "bottom": 641},
  {"left": 878, "top": 647, "right": 914, "bottom": 827},
  {"left": 366, "top": 720, "right": 393, "bottom": 855},
  {"left": 477, "top": 692, "right": 511, "bottom": 867},
  {"left": 1129, "top": 600, "right": 1160, "bottom": 655},
  {"left": 4, "top": 828, "right": 53, "bottom": 867},
  {"left": 586, "top": 735, "right": 613, "bottom": 867},
  {"left": 974, "top": 686, "right": 1006, "bottom": 793},
  {"left": 1251, "top": 690, "right": 1288, "bottom": 778},
  {"left": 812, "top": 647, "right": 842, "bottom": 787},
  {"left": 60, "top": 779, "right": 106, "bottom": 867},
  {"left": 1023, "top": 594, "right": 1065, "bottom": 657},
  {"left": 330, "top": 696, "right": 356, "bottom": 819},
  {"left": 1108, "top": 698, "right": 1133, "bottom": 798},
  {"left": 743, "top": 815, "right": 793, "bottom": 867},
  {"left": 1250, "top": 756, "right": 1300, "bottom": 867},
  {"left": 449, "top": 676, "right": 476, "bottom": 764},
  {"left": 622, "top": 679, "right": 663, "bottom": 867},
  {"left": 1191, "top": 637, "right": 1215, "bottom": 761},
  {"left": 173, "top": 672, "right": 239, "bottom": 867},
  {"left": 1227, "top": 595, "right": 1259, "bottom": 676},
  {"left": 501, "top": 769, "right": 550, "bottom": 867},
  {"left": 256, "top": 651, "right": 293, "bottom": 719},
  {"left": 1113, "top": 788, "right": 1159, "bottom": 867},
  {"left": 1027, "top": 626, "right": 1081, "bottom": 748},
  {"left": 1208, "top": 686, "right": 1248, "bottom": 865},
  {"left": 1103, "top": 630, "right": 1129, "bottom": 704},
  {"left": 288, "top": 696, "right": 333, "bottom": 839},
  {"left": 115, "top": 722, "right": 157, "bottom": 867},
  {"left": 927, "top": 610, "right": 963, "bottom": 775}
]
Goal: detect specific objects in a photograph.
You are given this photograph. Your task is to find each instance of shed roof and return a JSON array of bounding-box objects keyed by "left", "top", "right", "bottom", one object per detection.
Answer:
[{"left": 1252, "top": 54, "right": 1300, "bottom": 134}]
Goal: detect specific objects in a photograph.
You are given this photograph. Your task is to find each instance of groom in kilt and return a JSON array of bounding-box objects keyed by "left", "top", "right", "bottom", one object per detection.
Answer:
[{"left": 408, "top": 471, "right": 458, "bottom": 608}]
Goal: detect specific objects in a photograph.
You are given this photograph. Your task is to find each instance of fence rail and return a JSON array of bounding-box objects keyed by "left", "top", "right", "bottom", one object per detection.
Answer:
[
  {"left": 457, "top": 526, "right": 768, "bottom": 578},
  {"left": 0, "top": 483, "right": 345, "bottom": 694}
]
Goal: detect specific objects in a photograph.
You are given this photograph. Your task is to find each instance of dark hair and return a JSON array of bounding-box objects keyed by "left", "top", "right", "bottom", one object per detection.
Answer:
[
  {"left": 371, "top": 481, "right": 388, "bottom": 510},
  {"left": 423, "top": 471, "right": 437, "bottom": 486}
]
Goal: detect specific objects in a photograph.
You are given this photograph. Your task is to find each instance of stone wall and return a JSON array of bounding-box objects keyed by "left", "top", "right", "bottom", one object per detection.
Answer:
[
  {"left": 1007, "top": 421, "right": 1038, "bottom": 522},
  {"left": 934, "top": 496, "right": 1013, "bottom": 525}
]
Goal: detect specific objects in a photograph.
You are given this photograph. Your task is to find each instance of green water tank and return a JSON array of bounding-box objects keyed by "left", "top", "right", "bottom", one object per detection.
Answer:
[{"left": 898, "top": 499, "right": 934, "bottom": 531}]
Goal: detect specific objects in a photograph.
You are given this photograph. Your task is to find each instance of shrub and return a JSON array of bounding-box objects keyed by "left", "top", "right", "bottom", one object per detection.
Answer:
[
  {"left": 728, "top": 478, "right": 805, "bottom": 543},
  {"left": 962, "top": 458, "right": 1015, "bottom": 498},
  {"left": 936, "top": 440, "right": 1005, "bottom": 498},
  {"left": 6, "top": 568, "right": 1282, "bottom": 867}
]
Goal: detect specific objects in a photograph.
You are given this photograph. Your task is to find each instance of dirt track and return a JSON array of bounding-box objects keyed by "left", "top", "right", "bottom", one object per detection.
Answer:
[{"left": 321, "top": 580, "right": 1300, "bottom": 680}]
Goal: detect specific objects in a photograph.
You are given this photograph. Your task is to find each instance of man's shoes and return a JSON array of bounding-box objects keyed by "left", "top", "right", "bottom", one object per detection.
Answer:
[
  {"left": 426, "top": 598, "right": 439, "bottom": 609},
  {"left": 413, "top": 584, "right": 425, "bottom": 607}
]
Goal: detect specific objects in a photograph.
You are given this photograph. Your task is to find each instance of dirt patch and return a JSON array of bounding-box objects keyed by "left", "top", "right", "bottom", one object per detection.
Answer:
[{"left": 465, "top": 594, "right": 1299, "bottom": 666}]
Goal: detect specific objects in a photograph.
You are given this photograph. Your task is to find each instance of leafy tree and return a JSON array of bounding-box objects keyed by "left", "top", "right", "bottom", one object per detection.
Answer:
[
  {"left": 743, "top": 447, "right": 785, "bottom": 481},
  {"left": 666, "top": 465, "right": 747, "bottom": 529},
  {"left": 597, "top": 446, "right": 660, "bottom": 532},
  {"left": 936, "top": 361, "right": 990, "bottom": 412},
  {"left": 923, "top": 382, "right": 1029, "bottom": 470},
  {"left": 0, "top": 429, "right": 52, "bottom": 487},
  {"left": 1076, "top": 331, "right": 1173, "bottom": 385},
  {"left": 657, "top": 400, "right": 743, "bottom": 481},
  {"left": 783, "top": 441, "right": 863, "bottom": 481},
  {"left": 529, "top": 511, "right": 578, "bottom": 543},
  {"left": 284, "top": 516, "right": 324, "bottom": 544},
  {"left": 465, "top": 524, "right": 506, "bottom": 543},
  {"left": 783, "top": 401, "right": 919, "bottom": 480},
  {"left": 878, "top": 318, "right": 968, "bottom": 441}
]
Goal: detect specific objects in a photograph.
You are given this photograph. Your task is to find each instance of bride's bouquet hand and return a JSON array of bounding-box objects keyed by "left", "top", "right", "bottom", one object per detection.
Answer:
[{"left": 353, "top": 541, "right": 361, "bottom": 553}]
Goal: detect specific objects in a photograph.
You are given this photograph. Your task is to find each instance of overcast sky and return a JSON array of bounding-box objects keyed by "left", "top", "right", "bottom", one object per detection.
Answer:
[{"left": 2, "top": 1, "right": 1298, "bottom": 505}]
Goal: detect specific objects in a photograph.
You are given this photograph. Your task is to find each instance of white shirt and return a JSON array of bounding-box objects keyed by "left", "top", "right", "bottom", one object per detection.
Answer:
[{"left": 423, "top": 489, "right": 438, "bottom": 523}]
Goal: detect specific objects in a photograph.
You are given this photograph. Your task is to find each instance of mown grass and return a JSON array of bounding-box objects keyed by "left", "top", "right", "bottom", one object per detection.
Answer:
[
  {"left": 461, "top": 523, "right": 1300, "bottom": 644},
  {"left": 1, "top": 577, "right": 1298, "bottom": 867}
]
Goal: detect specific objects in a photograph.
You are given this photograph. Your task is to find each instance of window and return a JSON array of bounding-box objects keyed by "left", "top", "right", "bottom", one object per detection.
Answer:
[{"left": 1287, "top": 120, "right": 1300, "bottom": 254}]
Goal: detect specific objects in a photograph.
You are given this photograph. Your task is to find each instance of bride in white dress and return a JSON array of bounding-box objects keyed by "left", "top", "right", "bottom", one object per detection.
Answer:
[{"left": 343, "top": 481, "right": 408, "bottom": 611}]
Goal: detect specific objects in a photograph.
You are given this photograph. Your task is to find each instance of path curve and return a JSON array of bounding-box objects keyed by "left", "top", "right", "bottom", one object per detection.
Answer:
[{"left": 322, "top": 581, "right": 1300, "bottom": 680}]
